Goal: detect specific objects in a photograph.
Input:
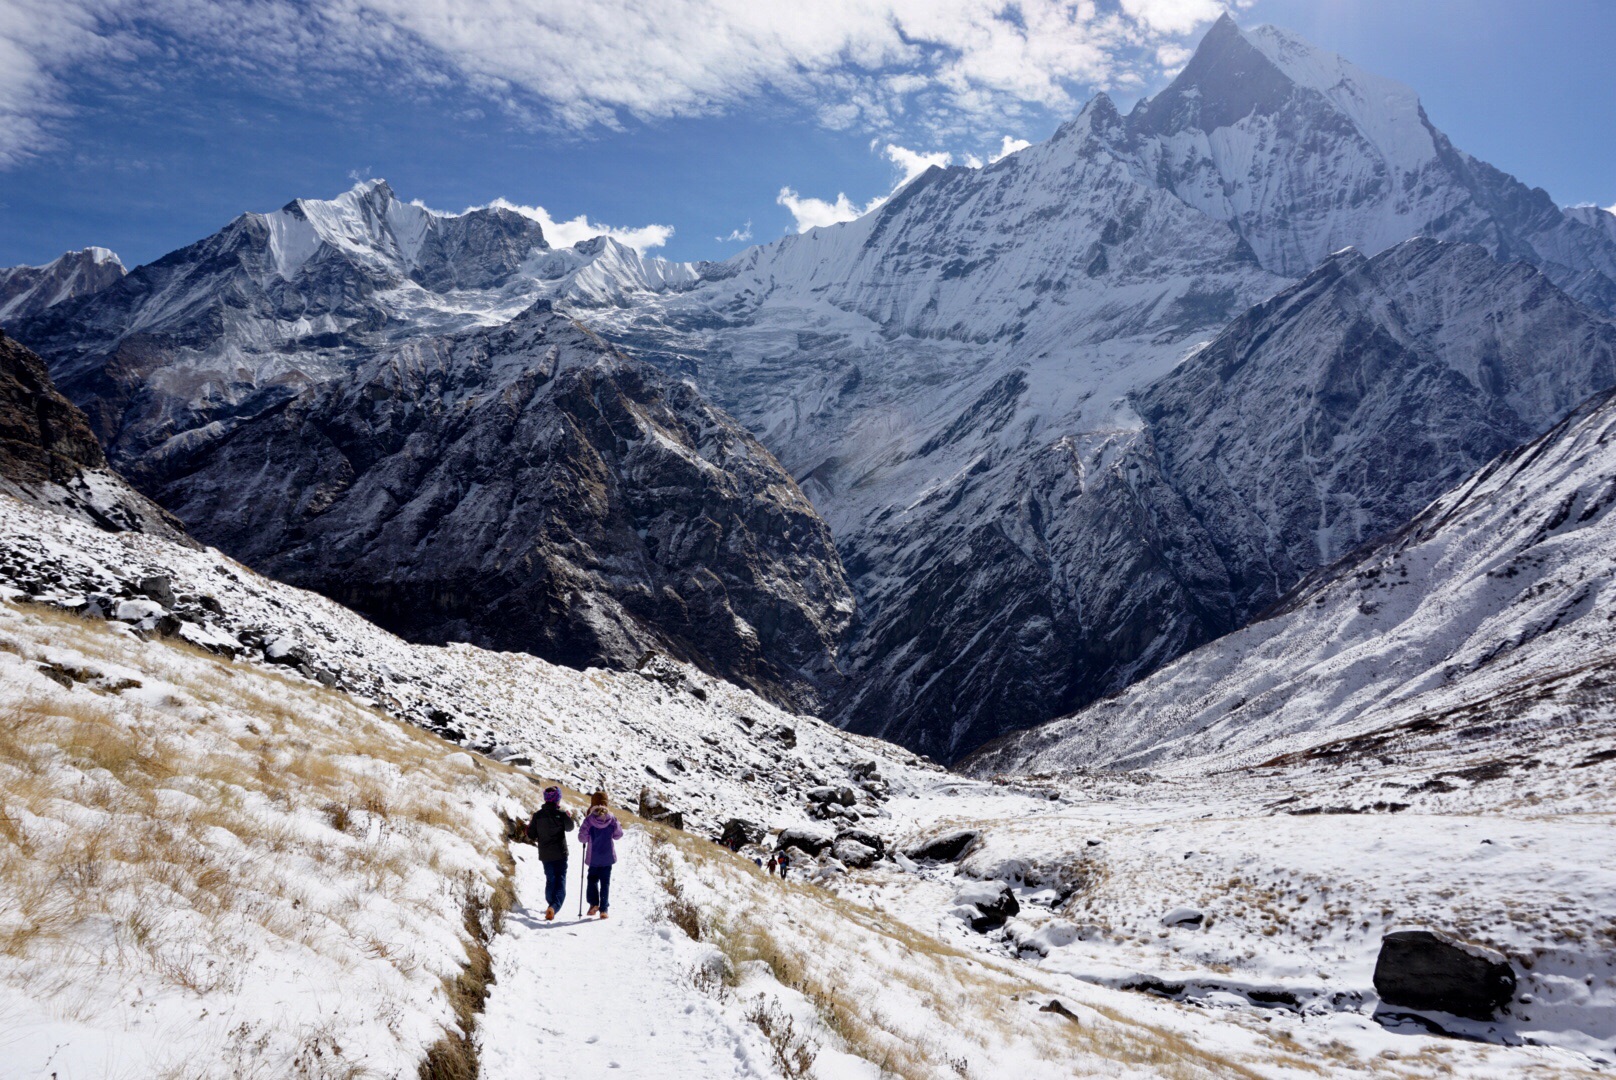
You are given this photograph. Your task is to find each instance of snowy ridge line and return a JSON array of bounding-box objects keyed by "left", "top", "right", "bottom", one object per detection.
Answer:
[
  {"left": 0, "top": 246, "right": 125, "bottom": 321},
  {"left": 0, "top": 489, "right": 937, "bottom": 842}
]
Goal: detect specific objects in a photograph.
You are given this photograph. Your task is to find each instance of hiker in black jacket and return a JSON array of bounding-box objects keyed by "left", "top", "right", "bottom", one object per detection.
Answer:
[{"left": 527, "top": 786, "right": 576, "bottom": 920}]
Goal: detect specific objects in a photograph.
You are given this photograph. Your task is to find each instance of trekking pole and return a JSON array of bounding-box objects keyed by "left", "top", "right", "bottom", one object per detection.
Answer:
[{"left": 578, "top": 837, "right": 587, "bottom": 918}]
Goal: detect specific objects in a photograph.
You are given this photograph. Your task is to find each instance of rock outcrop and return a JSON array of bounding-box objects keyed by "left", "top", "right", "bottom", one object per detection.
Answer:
[
  {"left": 1138, "top": 238, "right": 1616, "bottom": 624},
  {"left": 0, "top": 330, "right": 188, "bottom": 542},
  {"left": 965, "top": 379, "right": 1616, "bottom": 776}
]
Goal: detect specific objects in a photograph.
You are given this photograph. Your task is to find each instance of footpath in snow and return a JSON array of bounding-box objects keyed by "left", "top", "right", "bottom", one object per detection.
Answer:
[{"left": 479, "top": 830, "right": 771, "bottom": 1079}]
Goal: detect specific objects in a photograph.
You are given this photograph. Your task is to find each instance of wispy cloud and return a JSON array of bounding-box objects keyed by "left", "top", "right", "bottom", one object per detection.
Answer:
[
  {"left": 717, "top": 221, "right": 753, "bottom": 243},
  {"left": 0, "top": 1, "right": 1237, "bottom": 168}
]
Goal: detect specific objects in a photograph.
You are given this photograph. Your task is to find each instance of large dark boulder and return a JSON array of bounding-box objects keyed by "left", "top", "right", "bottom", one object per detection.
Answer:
[
  {"left": 905, "top": 830, "right": 979, "bottom": 862},
  {"left": 775, "top": 826, "right": 833, "bottom": 856},
  {"left": 1373, "top": 930, "right": 1516, "bottom": 1020},
  {"left": 719, "top": 818, "right": 763, "bottom": 848},
  {"left": 638, "top": 787, "right": 684, "bottom": 831}
]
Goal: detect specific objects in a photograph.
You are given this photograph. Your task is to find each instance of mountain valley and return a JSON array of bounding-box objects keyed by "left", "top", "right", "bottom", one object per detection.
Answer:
[{"left": 2, "top": 9, "right": 1615, "bottom": 1076}]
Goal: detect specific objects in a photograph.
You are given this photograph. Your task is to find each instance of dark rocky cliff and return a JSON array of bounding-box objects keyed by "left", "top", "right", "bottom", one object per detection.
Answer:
[
  {"left": 143, "top": 303, "right": 852, "bottom": 710},
  {"left": 0, "top": 330, "right": 189, "bottom": 541}
]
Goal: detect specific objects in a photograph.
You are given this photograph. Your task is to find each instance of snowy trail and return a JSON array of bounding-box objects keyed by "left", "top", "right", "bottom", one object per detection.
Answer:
[{"left": 478, "top": 831, "right": 771, "bottom": 1079}]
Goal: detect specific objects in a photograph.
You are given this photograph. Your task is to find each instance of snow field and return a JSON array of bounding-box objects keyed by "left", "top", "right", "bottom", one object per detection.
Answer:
[
  {"left": 0, "top": 492, "right": 1608, "bottom": 1074},
  {"left": 0, "top": 600, "right": 533, "bottom": 1079}
]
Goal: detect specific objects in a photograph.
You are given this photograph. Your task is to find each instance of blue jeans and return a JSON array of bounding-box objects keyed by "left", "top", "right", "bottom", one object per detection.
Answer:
[
  {"left": 586, "top": 865, "right": 613, "bottom": 912},
  {"left": 542, "top": 860, "right": 567, "bottom": 911}
]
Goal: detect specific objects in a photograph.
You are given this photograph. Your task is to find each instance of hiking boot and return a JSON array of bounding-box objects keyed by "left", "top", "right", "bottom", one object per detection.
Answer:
[
  {"left": 587, "top": 905, "right": 599, "bottom": 916},
  {"left": 599, "top": 911, "right": 610, "bottom": 919},
  {"left": 544, "top": 907, "right": 555, "bottom": 921}
]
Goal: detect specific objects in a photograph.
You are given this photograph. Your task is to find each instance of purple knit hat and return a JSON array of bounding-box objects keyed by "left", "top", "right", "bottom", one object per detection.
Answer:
[{"left": 543, "top": 786, "right": 562, "bottom": 804}]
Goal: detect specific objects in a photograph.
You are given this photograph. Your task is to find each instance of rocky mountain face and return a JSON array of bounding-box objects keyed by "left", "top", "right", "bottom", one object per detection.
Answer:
[
  {"left": 141, "top": 301, "right": 851, "bottom": 710},
  {"left": 1138, "top": 238, "right": 1616, "bottom": 624},
  {"left": 0, "top": 330, "right": 187, "bottom": 541},
  {"left": 964, "top": 378, "right": 1616, "bottom": 777},
  {"left": 591, "top": 93, "right": 1291, "bottom": 760},
  {"left": 12, "top": 181, "right": 698, "bottom": 471},
  {"left": 17, "top": 18, "right": 1616, "bottom": 762},
  {"left": 0, "top": 248, "right": 125, "bottom": 322},
  {"left": 585, "top": 18, "right": 1616, "bottom": 759}
]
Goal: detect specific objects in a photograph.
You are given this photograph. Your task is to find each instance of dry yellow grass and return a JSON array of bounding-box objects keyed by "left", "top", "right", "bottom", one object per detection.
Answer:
[{"left": 0, "top": 600, "right": 536, "bottom": 1076}]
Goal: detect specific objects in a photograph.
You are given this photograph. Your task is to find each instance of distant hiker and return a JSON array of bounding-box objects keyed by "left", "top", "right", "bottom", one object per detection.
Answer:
[
  {"left": 527, "top": 785, "right": 575, "bottom": 921},
  {"left": 579, "top": 790, "right": 624, "bottom": 919},
  {"left": 767, "top": 854, "right": 778, "bottom": 876},
  {"left": 776, "top": 850, "right": 791, "bottom": 880}
]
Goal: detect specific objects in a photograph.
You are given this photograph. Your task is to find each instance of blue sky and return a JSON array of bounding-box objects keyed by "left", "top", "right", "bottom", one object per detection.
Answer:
[{"left": 1, "top": 0, "right": 1612, "bottom": 270}]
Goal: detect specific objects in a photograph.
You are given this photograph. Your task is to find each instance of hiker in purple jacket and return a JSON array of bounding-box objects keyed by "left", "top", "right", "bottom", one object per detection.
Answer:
[{"left": 579, "top": 790, "right": 624, "bottom": 919}]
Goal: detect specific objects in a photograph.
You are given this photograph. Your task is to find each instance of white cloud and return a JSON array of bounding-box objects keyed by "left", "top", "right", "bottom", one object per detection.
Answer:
[
  {"left": 493, "top": 201, "right": 674, "bottom": 253},
  {"left": 1155, "top": 43, "right": 1194, "bottom": 71},
  {"left": 989, "top": 135, "right": 1031, "bottom": 163},
  {"left": 0, "top": 1, "right": 1236, "bottom": 167},
  {"left": 0, "top": 0, "right": 140, "bottom": 166},
  {"left": 777, "top": 141, "right": 953, "bottom": 232},
  {"left": 776, "top": 188, "right": 882, "bottom": 232},
  {"left": 1121, "top": 0, "right": 1227, "bottom": 35},
  {"left": 418, "top": 197, "right": 674, "bottom": 253},
  {"left": 884, "top": 143, "right": 952, "bottom": 185},
  {"left": 717, "top": 221, "right": 754, "bottom": 243}
]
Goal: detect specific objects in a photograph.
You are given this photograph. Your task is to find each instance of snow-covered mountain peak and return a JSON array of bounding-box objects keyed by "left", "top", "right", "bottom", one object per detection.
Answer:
[
  {"left": 1104, "top": 14, "right": 1616, "bottom": 309},
  {"left": 1050, "top": 91, "right": 1125, "bottom": 148},
  {"left": 1138, "top": 14, "right": 1427, "bottom": 153},
  {"left": 79, "top": 246, "right": 122, "bottom": 268},
  {"left": 526, "top": 234, "right": 700, "bottom": 307},
  {"left": 0, "top": 247, "right": 127, "bottom": 322},
  {"left": 1565, "top": 204, "right": 1616, "bottom": 244},
  {"left": 1244, "top": 22, "right": 1433, "bottom": 170},
  {"left": 1129, "top": 12, "right": 1292, "bottom": 135}
]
